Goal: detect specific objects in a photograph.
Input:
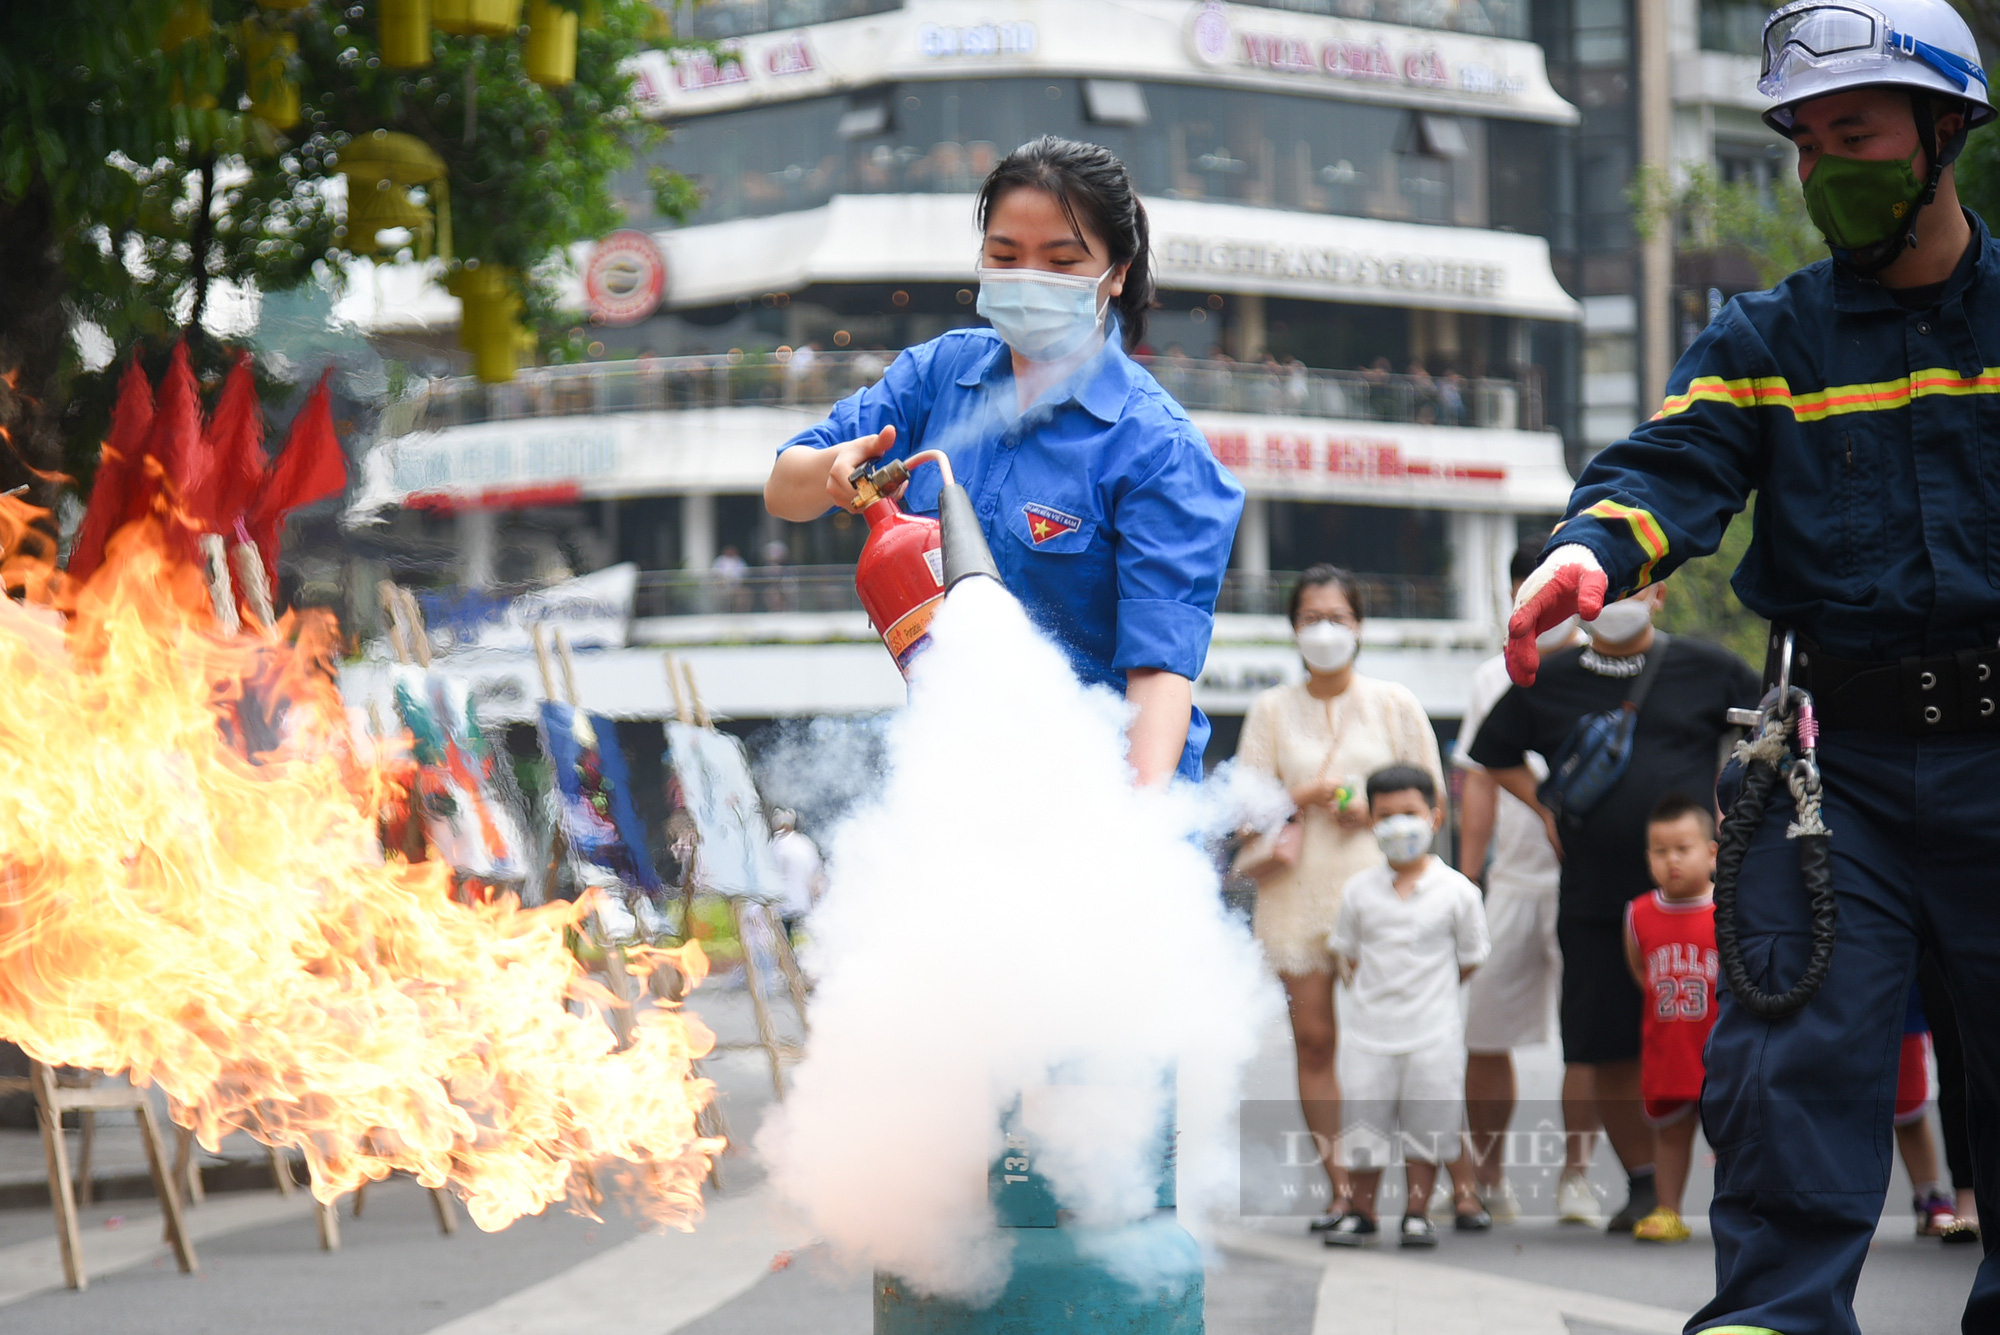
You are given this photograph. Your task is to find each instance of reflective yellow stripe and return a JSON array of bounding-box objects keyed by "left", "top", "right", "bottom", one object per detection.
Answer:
[
  {"left": 1653, "top": 367, "right": 2000, "bottom": 422},
  {"left": 1654, "top": 375, "right": 1794, "bottom": 418},
  {"left": 1581, "top": 499, "right": 1669, "bottom": 587}
]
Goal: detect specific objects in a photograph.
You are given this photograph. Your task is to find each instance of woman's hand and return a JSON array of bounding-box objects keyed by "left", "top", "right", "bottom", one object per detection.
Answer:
[
  {"left": 765, "top": 425, "right": 898, "bottom": 521},
  {"left": 1538, "top": 807, "right": 1565, "bottom": 863},
  {"left": 1290, "top": 778, "right": 1369, "bottom": 828},
  {"left": 1288, "top": 778, "right": 1337, "bottom": 810}
]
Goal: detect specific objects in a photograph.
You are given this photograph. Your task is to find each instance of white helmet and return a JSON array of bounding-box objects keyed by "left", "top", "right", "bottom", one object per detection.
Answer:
[{"left": 1760, "top": 0, "right": 1996, "bottom": 134}]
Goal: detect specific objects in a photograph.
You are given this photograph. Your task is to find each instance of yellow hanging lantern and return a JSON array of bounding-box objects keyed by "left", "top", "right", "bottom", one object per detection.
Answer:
[
  {"left": 380, "top": 0, "right": 433, "bottom": 68},
  {"left": 524, "top": 0, "right": 577, "bottom": 87},
  {"left": 336, "top": 130, "right": 451, "bottom": 258},
  {"left": 432, "top": 0, "right": 522, "bottom": 37},
  {"left": 162, "top": 0, "right": 219, "bottom": 109},
  {"left": 160, "top": 0, "right": 211, "bottom": 48},
  {"left": 243, "top": 25, "right": 300, "bottom": 129},
  {"left": 447, "top": 264, "right": 525, "bottom": 384}
]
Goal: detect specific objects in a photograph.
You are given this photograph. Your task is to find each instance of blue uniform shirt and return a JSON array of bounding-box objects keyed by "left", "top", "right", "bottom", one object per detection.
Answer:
[
  {"left": 781, "top": 327, "right": 1245, "bottom": 781},
  {"left": 1551, "top": 211, "right": 2000, "bottom": 660}
]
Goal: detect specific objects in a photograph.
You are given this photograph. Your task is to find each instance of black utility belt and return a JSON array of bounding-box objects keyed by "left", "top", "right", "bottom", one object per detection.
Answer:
[{"left": 1762, "top": 630, "right": 2000, "bottom": 735}]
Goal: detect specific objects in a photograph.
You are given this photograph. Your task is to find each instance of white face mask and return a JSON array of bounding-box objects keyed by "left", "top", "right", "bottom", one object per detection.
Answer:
[
  {"left": 1536, "top": 614, "right": 1581, "bottom": 653},
  {"left": 1583, "top": 597, "right": 1653, "bottom": 645},
  {"left": 1295, "top": 621, "right": 1358, "bottom": 674},
  {"left": 975, "top": 265, "right": 1110, "bottom": 363},
  {"left": 1372, "top": 812, "right": 1433, "bottom": 865}
]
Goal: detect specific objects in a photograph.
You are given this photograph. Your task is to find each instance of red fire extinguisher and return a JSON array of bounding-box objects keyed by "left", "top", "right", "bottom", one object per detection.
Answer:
[{"left": 851, "top": 450, "right": 1000, "bottom": 678}]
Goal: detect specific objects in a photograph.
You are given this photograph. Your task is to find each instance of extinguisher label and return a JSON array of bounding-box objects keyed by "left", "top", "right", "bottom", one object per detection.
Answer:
[
  {"left": 885, "top": 594, "right": 944, "bottom": 676},
  {"left": 924, "top": 547, "right": 944, "bottom": 587}
]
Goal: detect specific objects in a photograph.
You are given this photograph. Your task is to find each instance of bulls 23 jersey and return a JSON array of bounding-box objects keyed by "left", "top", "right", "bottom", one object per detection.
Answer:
[{"left": 1628, "top": 889, "right": 1719, "bottom": 1104}]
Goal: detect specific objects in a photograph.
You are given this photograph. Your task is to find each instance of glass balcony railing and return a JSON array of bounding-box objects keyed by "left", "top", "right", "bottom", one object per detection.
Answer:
[
  {"left": 634, "top": 565, "right": 1456, "bottom": 620},
  {"left": 382, "top": 351, "right": 1543, "bottom": 437}
]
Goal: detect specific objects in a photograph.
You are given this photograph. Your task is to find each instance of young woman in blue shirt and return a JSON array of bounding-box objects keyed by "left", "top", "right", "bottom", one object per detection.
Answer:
[{"left": 765, "top": 137, "right": 1244, "bottom": 786}]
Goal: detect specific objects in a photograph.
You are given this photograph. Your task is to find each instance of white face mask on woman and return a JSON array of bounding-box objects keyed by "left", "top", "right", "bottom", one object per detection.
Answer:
[
  {"left": 1582, "top": 596, "right": 1654, "bottom": 645},
  {"left": 1296, "top": 621, "right": 1358, "bottom": 673},
  {"left": 975, "top": 266, "right": 1110, "bottom": 363}
]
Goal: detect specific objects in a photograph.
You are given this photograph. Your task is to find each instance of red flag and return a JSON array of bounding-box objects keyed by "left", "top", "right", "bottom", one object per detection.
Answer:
[
  {"left": 191, "top": 351, "right": 266, "bottom": 531},
  {"left": 245, "top": 370, "right": 346, "bottom": 584},
  {"left": 67, "top": 357, "right": 156, "bottom": 583},
  {"left": 140, "top": 342, "right": 207, "bottom": 562}
]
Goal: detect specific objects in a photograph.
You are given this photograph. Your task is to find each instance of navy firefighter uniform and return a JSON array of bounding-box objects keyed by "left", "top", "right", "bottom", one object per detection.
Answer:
[
  {"left": 1548, "top": 209, "right": 2000, "bottom": 1335},
  {"left": 780, "top": 325, "right": 1245, "bottom": 784}
]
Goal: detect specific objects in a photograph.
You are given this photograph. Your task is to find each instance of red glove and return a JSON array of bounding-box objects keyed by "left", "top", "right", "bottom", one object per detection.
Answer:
[{"left": 1505, "top": 546, "right": 1608, "bottom": 686}]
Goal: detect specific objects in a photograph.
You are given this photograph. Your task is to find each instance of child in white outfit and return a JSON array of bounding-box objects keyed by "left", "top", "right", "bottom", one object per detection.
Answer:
[{"left": 1323, "top": 764, "right": 1490, "bottom": 1249}]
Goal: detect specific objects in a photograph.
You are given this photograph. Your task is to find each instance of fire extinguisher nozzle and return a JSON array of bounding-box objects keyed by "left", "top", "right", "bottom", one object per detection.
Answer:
[{"left": 937, "top": 482, "right": 1001, "bottom": 589}]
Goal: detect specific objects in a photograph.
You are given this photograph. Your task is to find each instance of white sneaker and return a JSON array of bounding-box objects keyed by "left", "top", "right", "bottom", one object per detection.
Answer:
[
  {"left": 1557, "top": 1171, "right": 1603, "bottom": 1226},
  {"left": 1479, "top": 1178, "right": 1522, "bottom": 1224}
]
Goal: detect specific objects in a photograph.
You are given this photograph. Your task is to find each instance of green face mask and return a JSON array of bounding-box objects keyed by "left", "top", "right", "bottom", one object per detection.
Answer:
[{"left": 1802, "top": 149, "right": 1926, "bottom": 251}]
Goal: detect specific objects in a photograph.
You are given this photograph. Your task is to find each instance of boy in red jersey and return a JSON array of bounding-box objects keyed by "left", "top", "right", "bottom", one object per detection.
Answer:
[{"left": 1622, "top": 793, "right": 1719, "bottom": 1244}]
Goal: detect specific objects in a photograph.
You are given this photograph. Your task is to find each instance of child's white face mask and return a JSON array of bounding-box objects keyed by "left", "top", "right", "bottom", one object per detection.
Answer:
[{"left": 1372, "top": 813, "right": 1433, "bottom": 865}]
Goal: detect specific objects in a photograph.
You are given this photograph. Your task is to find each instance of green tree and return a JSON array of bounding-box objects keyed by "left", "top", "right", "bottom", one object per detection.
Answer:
[
  {"left": 0, "top": 1, "right": 694, "bottom": 491},
  {"left": 1653, "top": 499, "right": 1768, "bottom": 666},
  {"left": 1631, "top": 162, "right": 1823, "bottom": 288}
]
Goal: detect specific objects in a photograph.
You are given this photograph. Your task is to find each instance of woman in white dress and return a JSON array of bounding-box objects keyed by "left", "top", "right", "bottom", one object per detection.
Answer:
[{"left": 1236, "top": 565, "right": 1445, "bottom": 1228}]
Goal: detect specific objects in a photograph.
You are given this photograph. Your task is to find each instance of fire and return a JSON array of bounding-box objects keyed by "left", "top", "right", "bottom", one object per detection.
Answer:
[{"left": 0, "top": 503, "right": 723, "bottom": 1231}]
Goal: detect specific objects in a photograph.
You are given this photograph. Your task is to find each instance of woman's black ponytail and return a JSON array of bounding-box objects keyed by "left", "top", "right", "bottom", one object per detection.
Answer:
[{"left": 974, "top": 135, "right": 1155, "bottom": 351}]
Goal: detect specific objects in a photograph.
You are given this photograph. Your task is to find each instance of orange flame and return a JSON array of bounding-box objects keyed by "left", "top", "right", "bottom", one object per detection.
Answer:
[{"left": 0, "top": 503, "right": 722, "bottom": 1230}]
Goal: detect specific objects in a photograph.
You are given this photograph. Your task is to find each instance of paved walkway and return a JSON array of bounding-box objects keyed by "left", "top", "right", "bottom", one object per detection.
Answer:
[{"left": 0, "top": 980, "right": 1978, "bottom": 1333}]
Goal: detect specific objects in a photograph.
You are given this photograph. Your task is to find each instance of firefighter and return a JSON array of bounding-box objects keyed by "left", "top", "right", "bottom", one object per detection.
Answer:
[
  {"left": 765, "top": 137, "right": 1243, "bottom": 786},
  {"left": 1505, "top": 2, "right": 2000, "bottom": 1331}
]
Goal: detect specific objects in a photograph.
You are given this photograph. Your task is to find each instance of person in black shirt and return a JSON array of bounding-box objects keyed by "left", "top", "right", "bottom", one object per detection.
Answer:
[{"left": 1467, "top": 582, "right": 1758, "bottom": 1232}]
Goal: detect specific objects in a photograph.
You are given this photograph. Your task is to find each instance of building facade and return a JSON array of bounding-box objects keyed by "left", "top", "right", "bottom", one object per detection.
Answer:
[{"left": 347, "top": 0, "right": 1586, "bottom": 752}]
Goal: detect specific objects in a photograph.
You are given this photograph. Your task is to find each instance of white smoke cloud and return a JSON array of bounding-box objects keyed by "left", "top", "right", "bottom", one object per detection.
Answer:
[
  {"left": 748, "top": 713, "right": 891, "bottom": 833},
  {"left": 756, "top": 578, "right": 1281, "bottom": 1301}
]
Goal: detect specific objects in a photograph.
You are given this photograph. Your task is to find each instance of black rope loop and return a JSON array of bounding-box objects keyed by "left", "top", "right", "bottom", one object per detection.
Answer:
[{"left": 1713, "top": 755, "right": 1838, "bottom": 1020}]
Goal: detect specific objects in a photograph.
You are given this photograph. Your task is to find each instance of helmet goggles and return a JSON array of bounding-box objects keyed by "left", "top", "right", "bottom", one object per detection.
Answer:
[{"left": 1759, "top": 1, "right": 1987, "bottom": 97}]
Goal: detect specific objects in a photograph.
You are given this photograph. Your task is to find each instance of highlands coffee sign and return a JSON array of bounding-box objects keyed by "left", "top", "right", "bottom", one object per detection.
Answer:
[{"left": 1157, "top": 234, "right": 1507, "bottom": 302}]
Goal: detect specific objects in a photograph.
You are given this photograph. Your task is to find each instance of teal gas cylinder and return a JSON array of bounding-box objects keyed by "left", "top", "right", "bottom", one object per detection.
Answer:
[{"left": 873, "top": 1080, "right": 1203, "bottom": 1334}]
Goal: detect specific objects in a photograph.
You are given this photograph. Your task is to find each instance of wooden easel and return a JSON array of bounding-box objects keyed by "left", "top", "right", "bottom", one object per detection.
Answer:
[
  {"left": 532, "top": 630, "right": 731, "bottom": 1190},
  {"left": 533, "top": 624, "right": 644, "bottom": 1050},
  {"left": 663, "top": 655, "right": 811, "bottom": 1102},
  {"left": 319, "top": 581, "right": 463, "bottom": 1239},
  {"left": 169, "top": 1123, "right": 336, "bottom": 1249},
  {"left": 0, "top": 1064, "right": 196, "bottom": 1290},
  {"left": 184, "top": 531, "right": 342, "bottom": 1247}
]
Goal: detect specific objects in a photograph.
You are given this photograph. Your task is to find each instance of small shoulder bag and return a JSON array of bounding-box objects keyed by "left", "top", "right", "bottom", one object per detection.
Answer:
[{"left": 1537, "top": 634, "right": 1671, "bottom": 827}]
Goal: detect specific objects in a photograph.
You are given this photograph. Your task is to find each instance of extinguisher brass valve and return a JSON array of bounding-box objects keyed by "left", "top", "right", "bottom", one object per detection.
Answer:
[{"left": 849, "top": 459, "right": 910, "bottom": 509}]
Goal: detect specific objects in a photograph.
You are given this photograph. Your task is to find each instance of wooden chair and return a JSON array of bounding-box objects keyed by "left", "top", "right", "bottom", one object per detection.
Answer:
[{"left": 0, "top": 1063, "right": 196, "bottom": 1290}]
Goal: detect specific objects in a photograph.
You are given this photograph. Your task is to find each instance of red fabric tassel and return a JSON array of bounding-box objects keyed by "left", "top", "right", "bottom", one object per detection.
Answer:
[{"left": 67, "top": 357, "right": 156, "bottom": 584}]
